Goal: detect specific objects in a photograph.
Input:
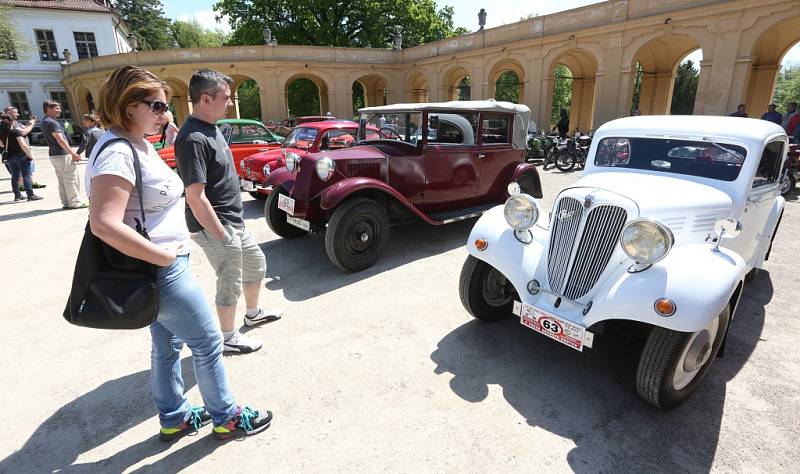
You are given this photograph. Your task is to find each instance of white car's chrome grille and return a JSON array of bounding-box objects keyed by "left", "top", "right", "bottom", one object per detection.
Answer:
[{"left": 547, "top": 197, "right": 627, "bottom": 300}]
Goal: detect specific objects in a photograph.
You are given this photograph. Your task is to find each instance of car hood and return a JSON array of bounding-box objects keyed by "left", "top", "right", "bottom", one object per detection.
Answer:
[
  {"left": 245, "top": 147, "right": 291, "bottom": 164},
  {"left": 307, "top": 145, "right": 387, "bottom": 161}
]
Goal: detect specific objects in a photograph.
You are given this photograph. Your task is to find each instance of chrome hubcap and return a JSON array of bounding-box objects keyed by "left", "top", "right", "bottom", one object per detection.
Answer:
[
  {"left": 360, "top": 233, "right": 369, "bottom": 242},
  {"left": 672, "top": 316, "right": 719, "bottom": 390}
]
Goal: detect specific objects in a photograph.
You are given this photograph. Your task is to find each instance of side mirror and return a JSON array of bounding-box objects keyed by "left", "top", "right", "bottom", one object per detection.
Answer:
[
  {"left": 711, "top": 218, "right": 742, "bottom": 251},
  {"left": 357, "top": 117, "right": 367, "bottom": 142}
]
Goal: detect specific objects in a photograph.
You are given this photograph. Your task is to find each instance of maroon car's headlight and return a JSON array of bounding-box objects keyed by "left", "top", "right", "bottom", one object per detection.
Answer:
[
  {"left": 315, "top": 157, "right": 335, "bottom": 181},
  {"left": 285, "top": 152, "right": 300, "bottom": 172}
]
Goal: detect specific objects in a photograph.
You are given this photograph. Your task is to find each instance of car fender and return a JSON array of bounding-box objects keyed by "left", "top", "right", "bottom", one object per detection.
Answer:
[
  {"left": 318, "top": 177, "right": 438, "bottom": 224},
  {"left": 466, "top": 207, "right": 746, "bottom": 333},
  {"left": 753, "top": 195, "right": 785, "bottom": 268},
  {"left": 511, "top": 163, "right": 543, "bottom": 198},
  {"left": 264, "top": 167, "right": 294, "bottom": 192}
]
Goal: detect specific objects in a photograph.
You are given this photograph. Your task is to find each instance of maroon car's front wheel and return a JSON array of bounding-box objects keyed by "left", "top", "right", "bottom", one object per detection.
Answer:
[
  {"left": 325, "top": 198, "right": 389, "bottom": 272},
  {"left": 265, "top": 189, "right": 308, "bottom": 239}
]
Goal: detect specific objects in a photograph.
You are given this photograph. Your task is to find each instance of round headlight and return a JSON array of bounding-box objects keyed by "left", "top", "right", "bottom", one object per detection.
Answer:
[
  {"left": 620, "top": 219, "right": 674, "bottom": 264},
  {"left": 504, "top": 194, "right": 540, "bottom": 230},
  {"left": 285, "top": 152, "right": 300, "bottom": 172},
  {"left": 316, "top": 157, "right": 336, "bottom": 181},
  {"left": 262, "top": 163, "right": 271, "bottom": 176}
]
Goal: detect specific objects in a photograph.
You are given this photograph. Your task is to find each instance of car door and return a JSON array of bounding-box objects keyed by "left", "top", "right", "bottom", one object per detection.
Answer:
[
  {"left": 422, "top": 112, "right": 481, "bottom": 212},
  {"left": 477, "top": 113, "right": 517, "bottom": 200},
  {"left": 229, "top": 123, "right": 277, "bottom": 171},
  {"left": 735, "top": 140, "right": 784, "bottom": 265}
]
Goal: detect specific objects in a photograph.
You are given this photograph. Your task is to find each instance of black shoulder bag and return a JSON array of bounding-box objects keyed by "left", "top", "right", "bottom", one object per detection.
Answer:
[{"left": 63, "top": 138, "right": 159, "bottom": 329}]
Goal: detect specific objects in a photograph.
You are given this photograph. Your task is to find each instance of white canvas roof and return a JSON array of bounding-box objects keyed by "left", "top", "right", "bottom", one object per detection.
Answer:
[{"left": 360, "top": 100, "right": 531, "bottom": 149}]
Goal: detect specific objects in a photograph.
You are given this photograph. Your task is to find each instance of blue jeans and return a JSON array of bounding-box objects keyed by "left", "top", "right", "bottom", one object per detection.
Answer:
[
  {"left": 6, "top": 155, "right": 32, "bottom": 198},
  {"left": 150, "top": 254, "right": 238, "bottom": 427}
]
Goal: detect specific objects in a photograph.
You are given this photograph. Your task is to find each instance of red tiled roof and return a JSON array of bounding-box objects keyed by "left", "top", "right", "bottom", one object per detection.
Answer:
[{"left": 0, "top": 0, "right": 116, "bottom": 14}]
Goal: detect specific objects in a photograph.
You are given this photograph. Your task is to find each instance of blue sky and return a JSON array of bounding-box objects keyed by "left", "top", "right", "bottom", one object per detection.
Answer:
[{"left": 162, "top": 0, "right": 800, "bottom": 66}]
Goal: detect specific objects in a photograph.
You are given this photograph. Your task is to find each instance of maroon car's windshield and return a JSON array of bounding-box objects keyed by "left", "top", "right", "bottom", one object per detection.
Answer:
[{"left": 283, "top": 127, "right": 319, "bottom": 149}]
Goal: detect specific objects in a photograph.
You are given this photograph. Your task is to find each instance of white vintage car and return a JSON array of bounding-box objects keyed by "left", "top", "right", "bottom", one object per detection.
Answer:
[{"left": 459, "top": 115, "right": 786, "bottom": 408}]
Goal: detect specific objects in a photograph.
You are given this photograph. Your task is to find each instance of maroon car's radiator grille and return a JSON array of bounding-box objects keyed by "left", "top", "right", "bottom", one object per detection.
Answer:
[{"left": 346, "top": 163, "right": 382, "bottom": 179}]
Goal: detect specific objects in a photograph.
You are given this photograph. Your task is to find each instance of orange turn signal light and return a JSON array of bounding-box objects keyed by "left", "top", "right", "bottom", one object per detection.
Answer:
[
  {"left": 474, "top": 239, "right": 488, "bottom": 251},
  {"left": 654, "top": 298, "right": 676, "bottom": 317}
]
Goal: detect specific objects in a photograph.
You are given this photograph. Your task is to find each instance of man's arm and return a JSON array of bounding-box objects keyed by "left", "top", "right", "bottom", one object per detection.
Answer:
[
  {"left": 76, "top": 129, "right": 89, "bottom": 155},
  {"left": 17, "top": 116, "right": 35, "bottom": 136},
  {"left": 51, "top": 131, "right": 81, "bottom": 161},
  {"left": 184, "top": 183, "right": 227, "bottom": 241},
  {"left": 16, "top": 134, "right": 34, "bottom": 160}
]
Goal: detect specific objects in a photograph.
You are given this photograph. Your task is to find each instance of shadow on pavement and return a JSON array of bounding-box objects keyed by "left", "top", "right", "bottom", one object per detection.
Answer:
[
  {"left": 0, "top": 207, "right": 68, "bottom": 221},
  {"left": 0, "top": 357, "right": 219, "bottom": 473},
  {"left": 431, "top": 273, "right": 772, "bottom": 472},
  {"left": 259, "top": 217, "right": 476, "bottom": 302}
]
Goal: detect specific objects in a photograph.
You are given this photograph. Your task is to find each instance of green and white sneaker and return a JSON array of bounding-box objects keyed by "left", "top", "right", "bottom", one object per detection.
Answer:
[
  {"left": 159, "top": 406, "right": 212, "bottom": 442},
  {"left": 213, "top": 406, "right": 273, "bottom": 440}
]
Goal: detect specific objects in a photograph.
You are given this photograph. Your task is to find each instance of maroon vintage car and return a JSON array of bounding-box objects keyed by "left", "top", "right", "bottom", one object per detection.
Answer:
[
  {"left": 264, "top": 101, "right": 542, "bottom": 272},
  {"left": 239, "top": 120, "right": 380, "bottom": 199}
]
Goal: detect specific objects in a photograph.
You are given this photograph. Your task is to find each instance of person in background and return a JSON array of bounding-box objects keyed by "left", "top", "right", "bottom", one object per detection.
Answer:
[
  {"left": 159, "top": 110, "right": 179, "bottom": 147},
  {"left": 729, "top": 104, "right": 748, "bottom": 117},
  {"left": 1, "top": 114, "right": 43, "bottom": 202},
  {"left": 553, "top": 108, "right": 570, "bottom": 139},
  {"left": 781, "top": 101, "right": 797, "bottom": 131},
  {"left": 760, "top": 103, "right": 782, "bottom": 125},
  {"left": 175, "top": 68, "right": 283, "bottom": 355},
  {"left": 87, "top": 64, "right": 273, "bottom": 441},
  {"left": 77, "top": 113, "right": 104, "bottom": 159},
  {"left": 786, "top": 102, "right": 800, "bottom": 143},
  {"left": 3, "top": 105, "right": 45, "bottom": 190},
  {"left": 42, "top": 100, "right": 86, "bottom": 209}
]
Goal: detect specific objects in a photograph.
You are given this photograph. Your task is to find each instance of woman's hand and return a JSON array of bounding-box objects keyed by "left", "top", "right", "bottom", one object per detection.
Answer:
[{"left": 157, "top": 243, "right": 180, "bottom": 266}]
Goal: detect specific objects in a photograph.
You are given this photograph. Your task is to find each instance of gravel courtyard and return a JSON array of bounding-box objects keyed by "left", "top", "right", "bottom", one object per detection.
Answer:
[{"left": 1, "top": 146, "right": 797, "bottom": 473}]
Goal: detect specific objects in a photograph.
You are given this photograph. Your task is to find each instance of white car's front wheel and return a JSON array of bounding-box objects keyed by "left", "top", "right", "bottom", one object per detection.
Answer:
[
  {"left": 459, "top": 256, "right": 516, "bottom": 322},
  {"left": 636, "top": 306, "right": 730, "bottom": 409}
]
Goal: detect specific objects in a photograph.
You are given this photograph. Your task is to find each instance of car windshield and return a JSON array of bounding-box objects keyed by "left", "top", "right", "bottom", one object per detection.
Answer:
[
  {"left": 283, "top": 127, "right": 319, "bottom": 149},
  {"left": 594, "top": 137, "right": 747, "bottom": 181},
  {"left": 360, "top": 112, "right": 422, "bottom": 145}
]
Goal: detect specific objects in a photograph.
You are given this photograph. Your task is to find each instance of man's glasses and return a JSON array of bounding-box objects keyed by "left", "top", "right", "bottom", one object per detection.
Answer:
[{"left": 142, "top": 99, "right": 169, "bottom": 115}]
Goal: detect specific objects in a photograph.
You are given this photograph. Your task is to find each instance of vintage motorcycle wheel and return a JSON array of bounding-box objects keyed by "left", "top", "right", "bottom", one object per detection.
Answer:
[
  {"left": 779, "top": 172, "right": 796, "bottom": 196},
  {"left": 325, "top": 198, "right": 390, "bottom": 272},
  {"left": 459, "top": 255, "right": 516, "bottom": 322},
  {"left": 555, "top": 150, "right": 575, "bottom": 171},
  {"left": 636, "top": 305, "right": 730, "bottom": 409},
  {"left": 265, "top": 188, "right": 309, "bottom": 239}
]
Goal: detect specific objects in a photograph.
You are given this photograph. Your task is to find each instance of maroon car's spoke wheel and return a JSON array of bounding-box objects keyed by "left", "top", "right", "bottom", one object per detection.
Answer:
[{"left": 325, "top": 198, "right": 390, "bottom": 272}]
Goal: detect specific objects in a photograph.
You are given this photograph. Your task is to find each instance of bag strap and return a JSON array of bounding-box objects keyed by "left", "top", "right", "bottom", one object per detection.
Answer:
[{"left": 93, "top": 137, "right": 148, "bottom": 234}]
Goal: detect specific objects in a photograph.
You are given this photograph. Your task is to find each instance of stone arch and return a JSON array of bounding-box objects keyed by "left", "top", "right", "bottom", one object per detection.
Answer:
[
  {"left": 283, "top": 73, "right": 331, "bottom": 117},
  {"left": 441, "top": 65, "right": 472, "bottom": 101},
  {"left": 546, "top": 48, "right": 598, "bottom": 133},
  {"left": 73, "top": 84, "right": 95, "bottom": 119},
  {"left": 628, "top": 34, "right": 702, "bottom": 115},
  {"left": 744, "top": 13, "right": 800, "bottom": 117},
  {"left": 229, "top": 73, "right": 262, "bottom": 120},
  {"left": 405, "top": 71, "right": 429, "bottom": 103},
  {"left": 487, "top": 57, "right": 526, "bottom": 103},
  {"left": 348, "top": 71, "right": 390, "bottom": 110},
  {"left": 163, "top": 77, "right": 191, "bottom": 125}
]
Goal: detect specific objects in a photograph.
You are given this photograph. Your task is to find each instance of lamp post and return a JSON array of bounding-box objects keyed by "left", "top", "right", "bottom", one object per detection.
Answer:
[
  {"left": 263, "top": 26, "right": 277, "bottom": 45},
  {"left": 127, "top": 33, "right": 139, "bottom": 51},
  {"left": 478, "top": 9, "right": 487, "bottom": 31},
  {"left": 393, "top": 26, "right": 402, "bottom": 50}
]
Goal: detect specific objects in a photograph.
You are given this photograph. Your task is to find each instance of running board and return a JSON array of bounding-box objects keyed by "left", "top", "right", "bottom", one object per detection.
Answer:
[{"left": 428, "top": 203, "right": 501, "bottom": 224}]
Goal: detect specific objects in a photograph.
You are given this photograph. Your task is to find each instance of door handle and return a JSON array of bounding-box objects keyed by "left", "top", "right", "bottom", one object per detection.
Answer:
[
  {"left": 746, "top": 197, "right": 758, "bottom": 205},
  {"left": 478, "top": 154, "right": 486, "bottom": 158}
]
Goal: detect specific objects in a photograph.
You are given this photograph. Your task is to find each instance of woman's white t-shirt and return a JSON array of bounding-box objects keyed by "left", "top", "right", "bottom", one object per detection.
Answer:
[{"left": 85, "top": 131, "right": 189, "bottom": 254}]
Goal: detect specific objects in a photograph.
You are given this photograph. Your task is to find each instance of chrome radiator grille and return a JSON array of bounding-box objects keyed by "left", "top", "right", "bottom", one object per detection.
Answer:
[{"left": 547, "top": 197, "right": 627, "bottom": 300}]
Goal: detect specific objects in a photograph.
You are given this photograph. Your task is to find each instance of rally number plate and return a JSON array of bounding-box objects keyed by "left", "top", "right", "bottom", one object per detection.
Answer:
[
  {"left": 277, "top": 193, "right": 295, "bottom": 215},
  {"left": 240, "top": 179, "right": 255, "bottom": 192},
  {"left": 286, "top": 216, "right": 310, "bottom": 231},
  {"left": 513, "top": 301, "right": 592, "bottom": 352}
]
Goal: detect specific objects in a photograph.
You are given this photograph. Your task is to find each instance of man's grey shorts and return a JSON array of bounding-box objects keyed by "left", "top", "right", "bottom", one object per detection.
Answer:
[{"left": 191, "top": 225, "right": 266, "bottom": 306}]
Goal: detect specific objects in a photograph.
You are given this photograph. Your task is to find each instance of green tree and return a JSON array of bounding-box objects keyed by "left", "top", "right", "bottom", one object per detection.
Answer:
[
  {"left": 171, "top": 19, "right": 229, "bottom": 48},
  {"left": 287, "top": 79, "right": 320, "bottom": 116},
  {"left": 214, "top": 0, "right": 468, "bottom": 49},
  {"left": 237, "top": 80, "right": 262, "bottom": 120},
  {"left": 352, "top": 81, "right": 365, "bottom": 119},
  {"left": 630, "top": 62, "right": 643, "bottom": 114},
  {"left": 670, "top": 60, "right": 699, "bottom": 115},
  {"left": 494, "top": 71, "right": 520, "bottom": 103},
  {"left": 0, "top": 5, "right": 30, "bottom": 63},
  {"left": 550, "top": 64, "right": 573, "bottom": 125},
  {"left": 773, "top": 65, "right": 800, "bottom": 113},
  {"left": 113, "top": 0, "right": 173, "bottom": 50}
]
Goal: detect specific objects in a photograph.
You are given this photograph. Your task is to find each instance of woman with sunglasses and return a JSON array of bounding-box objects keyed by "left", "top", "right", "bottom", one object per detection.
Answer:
[{"left": 86, "top": 65, "right": 272, "bottom": 441}]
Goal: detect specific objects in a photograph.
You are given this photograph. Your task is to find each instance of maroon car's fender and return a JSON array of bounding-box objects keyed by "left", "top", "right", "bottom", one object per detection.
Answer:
[
  {"left": 511, "top": 162, "right": 543, "bottom": 198},
  {"left": 265, "top": 167, "right": 295, "bottom": 192},
  {"left": 319, "top": 177, "right": 439, "bottom": 225}
]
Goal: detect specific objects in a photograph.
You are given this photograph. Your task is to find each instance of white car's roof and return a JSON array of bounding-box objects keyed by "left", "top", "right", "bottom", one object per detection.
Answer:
[
  {"left": 360, "top": 100, "right": 531, "bottom": 150},
  {"left": 596, "top": 115, "right": 786, "bottom": 144}
]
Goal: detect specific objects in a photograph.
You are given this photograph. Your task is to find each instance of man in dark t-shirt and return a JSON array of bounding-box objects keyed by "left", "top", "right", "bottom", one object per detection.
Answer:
[
  {"left": 175, "top": 68, "right": 282, "bottom": 354},
  {"left": 42, "top": 100, "right": 85, "bottom": 209},
  {"left": 1, "top": 114, "right": 42, "bottom": 201}
]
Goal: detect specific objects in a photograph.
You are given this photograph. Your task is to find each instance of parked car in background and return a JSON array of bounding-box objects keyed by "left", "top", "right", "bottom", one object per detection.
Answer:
[
  {"left": 460, "top": 115, "right": 786, "bottom": 408},
  {"left": 158, "top": 118, "right": 282, "bottom": 169},
  {"left": 263, "top": 100, "right": 541, "bottom": 272},
  {"left": 274, "top": 115, "right": 338, "bottom": 137},
  {"left": 239, "top": 120, "right": 380, "bottom": 199}
]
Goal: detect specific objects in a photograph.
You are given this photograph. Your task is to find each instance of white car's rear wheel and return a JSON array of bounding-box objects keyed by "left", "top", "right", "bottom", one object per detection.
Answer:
[{"left": 636, "top": 306, "right": 730, "bottom": 409}]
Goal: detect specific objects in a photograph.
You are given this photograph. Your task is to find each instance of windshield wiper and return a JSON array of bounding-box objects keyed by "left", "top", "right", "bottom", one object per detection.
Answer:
[{"left": 702, "top": 136, "right": 744, "bottom": 161}]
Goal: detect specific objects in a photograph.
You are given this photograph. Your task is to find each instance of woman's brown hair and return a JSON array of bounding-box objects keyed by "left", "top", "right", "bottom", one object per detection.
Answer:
[{"left": 97, "top": 65, "right": 170, "bottom": 131}]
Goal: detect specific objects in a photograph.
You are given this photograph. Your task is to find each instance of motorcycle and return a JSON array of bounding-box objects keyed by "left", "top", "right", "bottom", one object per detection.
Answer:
[
  {"left": 526, "top": 131, "right": 559, "bottom": 169},
  {"left": 780, "top": 143, "right": 799, "bottom": 196},
  {"left": 554, "top": 133, "right": 592, "bottom": 171}
]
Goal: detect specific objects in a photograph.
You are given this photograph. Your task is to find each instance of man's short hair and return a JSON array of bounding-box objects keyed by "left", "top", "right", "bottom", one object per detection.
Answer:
[
  {"left": 3, "top": 106, "right": 15, "bottom": 114},
  {"left": 188, "top": 69, "right": 233, "bottom": 104},
  {"left": 43, "top": 100, "right": 60, "bottom": 113}
]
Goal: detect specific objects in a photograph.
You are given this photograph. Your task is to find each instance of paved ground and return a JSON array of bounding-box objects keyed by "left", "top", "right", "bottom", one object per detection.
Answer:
[{"left": 1, "top": 146, "right": 798, "bottom": 473}]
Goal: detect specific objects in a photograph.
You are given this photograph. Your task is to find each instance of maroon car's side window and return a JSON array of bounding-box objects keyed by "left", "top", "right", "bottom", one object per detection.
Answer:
[
  {"left": 428, "top": 112, "right": 478, "bottom": 145},
  {"left": 480, "top": 114, "right": 511, "bottom": 145}
]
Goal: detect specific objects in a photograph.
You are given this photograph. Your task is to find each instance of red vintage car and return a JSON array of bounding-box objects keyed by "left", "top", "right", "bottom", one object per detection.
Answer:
[
  {"left": 239, "top": 120, "right": 380, "bottom": 199},
  {"left": 263, "top": 101, "right": 542, "bottom": 272},
  {"left": 158, "top": 118, "right": 282, "bottom": 171}
]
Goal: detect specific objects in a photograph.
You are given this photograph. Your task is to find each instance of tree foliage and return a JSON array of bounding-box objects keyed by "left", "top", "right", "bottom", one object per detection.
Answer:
[
  {"left": 171, "top": 19, "right": 229, "bottom": 48},
  {"left": 214, "top": 0, "right": 468, "bottom": 49},
  {"left": 670, "top": 60, "right": 698, "bottom": 115},
  {"left": 352, "top": 81, "right": 365, "bottom": 119},
  {"left": 774, "top": 65, "right": 800, "bottom": 112},
  {"left": 113, "top": 0, "right": 173, "bottom": 50},
  {"left": 288, "top": 79, "right": 321, "bottom": 117},
  {"left": 550, "top": 64, "right": 573, "bottom": 125},
  {"left": 630, "top": 62, "right": 643, "bottom": 114},
  {"left": 0, "top": 5, "right": 30, "bottom": 63},
  {"left": 237, "top": 80, "right": 262, "bottom": 120},
  {"left": 494, "top": 71, "right": 520, "bottom": 103}
]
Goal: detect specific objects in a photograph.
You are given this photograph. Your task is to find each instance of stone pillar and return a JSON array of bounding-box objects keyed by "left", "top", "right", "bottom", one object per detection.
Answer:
[
  {"left": 693, "top": 59, "right": 713, "bottom": 115},
  {"left": 746, "top": 64, "right": 780, "bottom": 118},
  {"left": 695, "top": 14, "right": 744, "bottom": 115},
  {"left": 651, "top": 72, "right": 677, "bottom": 115},
  {"left": 523, "top": 55, "right": 544, "bottom": 127},
  {"left": 593, "top": 34, "right": 625, "bottom": 128},
  {"left": 259, "top": 71, "right": 284, "bottom": 122}
]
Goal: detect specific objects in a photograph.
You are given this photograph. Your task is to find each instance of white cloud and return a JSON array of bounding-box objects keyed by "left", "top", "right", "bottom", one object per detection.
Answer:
[{"left": 177, "top": 10, "right": 231, "bottom": 33}]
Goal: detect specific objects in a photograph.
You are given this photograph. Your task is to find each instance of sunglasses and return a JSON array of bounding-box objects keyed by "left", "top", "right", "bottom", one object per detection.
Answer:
[{"left": 141, "top": 99, "right": 169, "bottom": 115}]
